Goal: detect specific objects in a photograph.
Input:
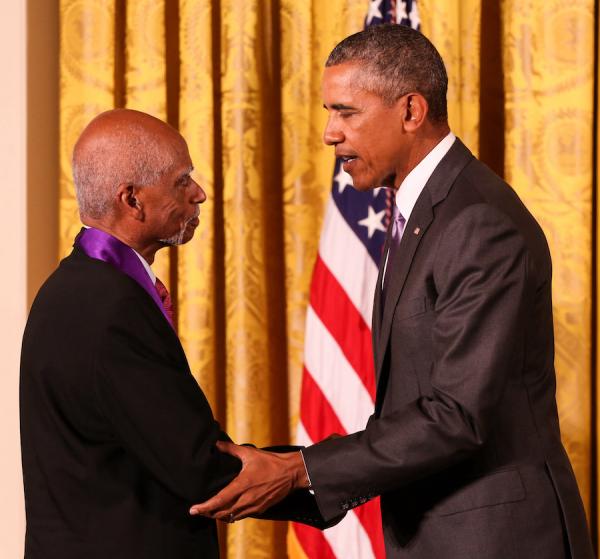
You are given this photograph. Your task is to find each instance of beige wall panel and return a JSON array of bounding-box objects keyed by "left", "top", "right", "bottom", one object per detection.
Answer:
[{"left": 0, "top": 2, "right": 27, "bottom": 556}]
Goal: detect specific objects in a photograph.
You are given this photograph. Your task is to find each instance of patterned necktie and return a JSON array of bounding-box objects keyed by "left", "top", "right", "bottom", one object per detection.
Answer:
[
  {"left": 154, "top": 277, "right": 174, "bottom": 324},
  {"left": 391, "top": 208, "right": 406, "bottom": 245},
  {"left": 382, "top": 208, "right": 406, "bottom": 301}
]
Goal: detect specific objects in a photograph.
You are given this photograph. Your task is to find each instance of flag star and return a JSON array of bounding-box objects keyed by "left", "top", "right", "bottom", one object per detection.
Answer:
[
  {"left": 334, "top": 165, "right": 353, "bottom": 193},
  {"left": 366, "top": 0, "right": 383, "bottom": 25},
  {"left": 397, "top": 1, "right": 408, "bottom": 22},
  {"left": 408, "top": 3, "right": 421, "bottom": 29},
  {"left": 358, "top": 206, "right": 387, "bottom": 238}
]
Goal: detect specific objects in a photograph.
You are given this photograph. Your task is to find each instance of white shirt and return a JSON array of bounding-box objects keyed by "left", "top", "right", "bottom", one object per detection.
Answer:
[
  {"left": 133, "top": 250, "right": 156, "bottom": 284},
  {"left": 395, "top": 131, "right": 456, "bottom": 223},
  {"left": 382, "top": 132, "right": 456, "bottom": 286}
]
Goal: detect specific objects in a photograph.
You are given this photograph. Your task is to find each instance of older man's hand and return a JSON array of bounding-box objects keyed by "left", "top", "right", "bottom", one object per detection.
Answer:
[{"left": 189, "top": 441, "right": 309, "bottom": 522}]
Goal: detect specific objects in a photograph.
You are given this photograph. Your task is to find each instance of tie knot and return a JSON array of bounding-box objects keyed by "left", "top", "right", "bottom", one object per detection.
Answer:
[
  {"left": 392, "top": 208, "right": 405, "bottom": 241},
  {"left": 155, "top": 277, "right": 169, "bottom": 303},
  {"left": 154, "top": 277, "right": 174, "bottom": 325}
]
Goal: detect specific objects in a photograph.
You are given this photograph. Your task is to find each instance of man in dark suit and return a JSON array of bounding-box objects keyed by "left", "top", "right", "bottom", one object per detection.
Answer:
[
  {"left": 190, "top": 25, "right": 595, "bottom": 558},
  {"left": 20, "top": 109, "right": 325, "bottom": 559}
]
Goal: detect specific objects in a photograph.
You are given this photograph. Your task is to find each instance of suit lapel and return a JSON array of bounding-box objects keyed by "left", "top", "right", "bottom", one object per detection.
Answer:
[
  {"left": 373, "top": 138, "right": 474, "bottom": 408},
  {"left": 374, "top": 196, "right": 433, "bottom": 404}
]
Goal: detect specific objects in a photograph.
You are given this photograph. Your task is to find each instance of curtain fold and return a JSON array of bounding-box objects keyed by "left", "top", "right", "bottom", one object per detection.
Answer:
[
  {"left": 280, "top": 0, "right": 366, "bottom": 443},
  {"left": 57, "top": 1, "right": 600, "bottom": 556},
  {"left": 420, "top": 0, "right": 481, "bottom": 155},
  {"left": 218, "top": 0, "right": 288, "bottom": 556},
  {"left": 59, "top": 0, "right": 115, "bottom": 257},
  {"left": 502, "top": 0, "right": 595, "bottom": 519},
  {"left": 178, "top": 0, "right": 221, "bottom": 419}
]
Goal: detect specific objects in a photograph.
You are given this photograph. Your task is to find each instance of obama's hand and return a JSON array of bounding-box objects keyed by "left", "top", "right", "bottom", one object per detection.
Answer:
[{"left": 189, "top": 441, "right": 309, "bottom": 522}]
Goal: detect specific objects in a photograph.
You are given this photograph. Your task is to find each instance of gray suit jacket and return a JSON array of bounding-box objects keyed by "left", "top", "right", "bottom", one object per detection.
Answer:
[{"left": 303, "top": 139, "right": 594, "bottom": 558}]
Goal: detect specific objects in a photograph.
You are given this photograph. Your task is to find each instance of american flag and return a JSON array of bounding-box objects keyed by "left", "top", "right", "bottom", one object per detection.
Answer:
[{"left": 292, "top": 2, "right": 421, "bottom": 558}]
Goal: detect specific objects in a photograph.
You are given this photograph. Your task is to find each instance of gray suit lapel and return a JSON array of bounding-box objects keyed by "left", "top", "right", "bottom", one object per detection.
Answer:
[
  {"left": 375, "top": 196, "right": 433, "bottom": 379},
  {"left": 373, "top": 138, "right": 474, "bottom": 405}
]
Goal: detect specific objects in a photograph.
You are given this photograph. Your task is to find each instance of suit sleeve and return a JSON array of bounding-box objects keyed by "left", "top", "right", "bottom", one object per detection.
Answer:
[
  {"left": 92, "top": 292, "right": 241, "bottom": 503},
  {"left": 253, "top": 445, "right": 345, "bottom": 528},
  {"left": 302, "top": 203, "right": 531, "bottom": 522}
]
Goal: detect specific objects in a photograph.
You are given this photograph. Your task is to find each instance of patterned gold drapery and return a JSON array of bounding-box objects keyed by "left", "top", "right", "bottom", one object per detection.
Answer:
[
  {"left": 502, "top": 0, "right": 595, "bottom": 521},
  {"left": 58, "top": 1, "right": 599, "bottom": 556}
]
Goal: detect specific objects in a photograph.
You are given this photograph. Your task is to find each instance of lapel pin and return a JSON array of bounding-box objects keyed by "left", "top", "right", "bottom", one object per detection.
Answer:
[{"left": 414, "top": 227, "right": 421, "bottom": 235}]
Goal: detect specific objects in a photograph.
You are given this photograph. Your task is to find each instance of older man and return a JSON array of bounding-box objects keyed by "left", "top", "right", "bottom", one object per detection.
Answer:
[
  {"left": 191, "top": 25, "right": 594, "bottom": 559},
  {"left": 20, "top": 109, "right": 324, "bottom": 559}
]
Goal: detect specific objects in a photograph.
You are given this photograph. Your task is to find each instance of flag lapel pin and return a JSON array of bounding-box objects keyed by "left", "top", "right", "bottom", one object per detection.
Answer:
[{"left": 414, "top": 227, "right": 421, "bottom": 235}]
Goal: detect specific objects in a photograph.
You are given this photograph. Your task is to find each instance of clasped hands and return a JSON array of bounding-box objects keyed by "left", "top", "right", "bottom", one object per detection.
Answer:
[{"left": 189, "top": 441, "right": 309, "bottom": 523}]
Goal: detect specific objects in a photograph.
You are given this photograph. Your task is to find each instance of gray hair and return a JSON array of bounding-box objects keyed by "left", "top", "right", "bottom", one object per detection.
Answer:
[
  {"left": 72, "top": 121, "right": 177, "bottom": 219},
  {"left": 326, "top": 24, "right": 448, "bottom": 122}
]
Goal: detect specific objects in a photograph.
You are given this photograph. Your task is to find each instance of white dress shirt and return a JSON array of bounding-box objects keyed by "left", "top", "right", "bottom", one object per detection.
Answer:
[
  {"left": 382, "top": 132, "right": 456, "bottom": 286},
  {"left": 133, "top": 250, "right": 156, "bottom": 284}
]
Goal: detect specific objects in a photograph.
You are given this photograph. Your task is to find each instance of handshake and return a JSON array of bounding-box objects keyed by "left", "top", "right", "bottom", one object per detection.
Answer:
[{"left": 189, "top": 438, "right": 342, "bottom": 527}]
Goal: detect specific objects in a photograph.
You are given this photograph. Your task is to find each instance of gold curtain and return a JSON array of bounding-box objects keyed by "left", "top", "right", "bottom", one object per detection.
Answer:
[
  {"left": 501, "top": 0, "right": 595, "bottom": 523},
  {"left": 59, "top": 0, "right": 599, "bottom": 556}
]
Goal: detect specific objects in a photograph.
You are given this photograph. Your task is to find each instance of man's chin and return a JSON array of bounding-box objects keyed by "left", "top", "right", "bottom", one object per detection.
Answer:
[
  {"left": 351, "top": 181, "right": 388, "bottom": 192},
  {"left": 350, "top": 173, "right": 395, "bottom": 192},
  {"left": 159, "top": 221, "right": 198, "bottom": 246},
  {"left": 159, "top": 232, "right": 195, "bottom": 247}
]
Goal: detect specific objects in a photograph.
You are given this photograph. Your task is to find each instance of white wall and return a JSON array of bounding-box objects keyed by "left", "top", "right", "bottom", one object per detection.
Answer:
[{"left": 0, "top": 0, "right": 27, "bottom": 556}]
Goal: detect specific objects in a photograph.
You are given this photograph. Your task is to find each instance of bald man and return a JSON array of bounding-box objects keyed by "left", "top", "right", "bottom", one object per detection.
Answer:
[{"left": 20, "top": 109, "right": 324, "bottom": 559}]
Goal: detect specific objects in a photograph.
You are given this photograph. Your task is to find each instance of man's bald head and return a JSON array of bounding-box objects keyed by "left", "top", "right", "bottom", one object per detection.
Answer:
[{"left": 72, "top": 109, "right": 186, "bottom": 219}]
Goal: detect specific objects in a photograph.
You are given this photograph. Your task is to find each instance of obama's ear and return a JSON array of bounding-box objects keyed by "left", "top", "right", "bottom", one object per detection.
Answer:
[{"left": 403, "top": 93, "right": 429, "bottom": 131}]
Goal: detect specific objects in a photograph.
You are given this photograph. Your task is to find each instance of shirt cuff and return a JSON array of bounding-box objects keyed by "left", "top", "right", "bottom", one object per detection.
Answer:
[{"left": 299, "top": 449, "right": 314, "bottom": 494}]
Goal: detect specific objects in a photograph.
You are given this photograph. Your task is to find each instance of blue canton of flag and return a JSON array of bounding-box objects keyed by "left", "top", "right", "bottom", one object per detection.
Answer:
[
  {"left": 332, "top": 161, "right": 389, "bottom": 264},
  {"left": 365, "top": 0, "right": 421, "bottom": 29}
]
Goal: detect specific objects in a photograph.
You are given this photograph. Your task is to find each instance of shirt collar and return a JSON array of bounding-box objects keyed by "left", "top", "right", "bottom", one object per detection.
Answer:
[
  {"left": 82, "top": 224, "right": 157, "bottom": 284},
  {"left": 395, "top": 131, "right": 456, "bottom": 222},
  {"left": 132, "top": 250, "right": 156, "bottom": 284}
]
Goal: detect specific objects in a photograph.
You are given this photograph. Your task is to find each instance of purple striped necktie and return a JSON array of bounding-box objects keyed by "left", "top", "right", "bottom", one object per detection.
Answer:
[
  {"left": 154, "top": 277, "right": 174, "bottom": 325},
  {"left": 392, "top": 208, "right": 406, "bottom": 244},
  {"left": 383, "top": 208, "right": 406, "bottom": 300}
]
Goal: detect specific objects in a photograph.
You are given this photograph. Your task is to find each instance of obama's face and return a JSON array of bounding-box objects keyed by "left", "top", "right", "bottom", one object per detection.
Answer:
[{"left": 322, "top": 62, "right": 412, "bottom": 191}]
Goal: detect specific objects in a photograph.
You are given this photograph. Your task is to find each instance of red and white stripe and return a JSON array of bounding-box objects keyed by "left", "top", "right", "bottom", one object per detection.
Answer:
[{"left": 293, "top": 198, "right": 385, "bottom": 559}]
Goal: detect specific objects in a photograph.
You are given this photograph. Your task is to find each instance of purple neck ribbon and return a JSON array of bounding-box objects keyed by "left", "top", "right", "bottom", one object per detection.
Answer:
[{"left": 74, "top": 227, "right": 174, "bottom": 329}]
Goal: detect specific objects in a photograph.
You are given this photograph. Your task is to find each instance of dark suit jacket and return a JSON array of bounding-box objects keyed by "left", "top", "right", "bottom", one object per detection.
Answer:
[
  {"left": 20, "top": 247, "right": 326, "bottom": 559},
  {"left": 303, "top": 139, "right": 595, "bottom": 558}
]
